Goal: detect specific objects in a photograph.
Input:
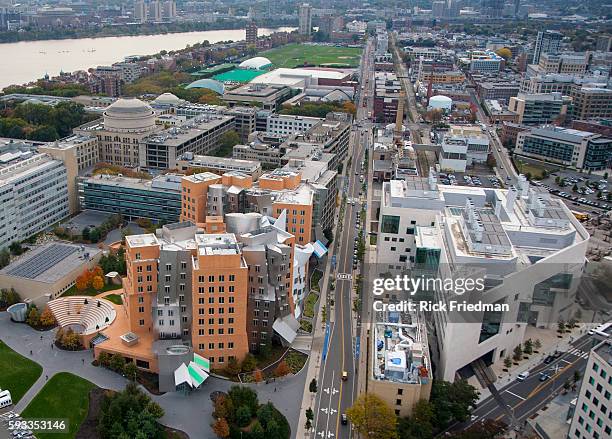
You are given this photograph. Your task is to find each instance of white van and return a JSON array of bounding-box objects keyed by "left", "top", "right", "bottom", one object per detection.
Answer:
[
  {"left": 517, "top": 371, "right": 530, "bottom": 381},
  {"left": 0, "top": 389, "right": 12, "bottom": 408}
]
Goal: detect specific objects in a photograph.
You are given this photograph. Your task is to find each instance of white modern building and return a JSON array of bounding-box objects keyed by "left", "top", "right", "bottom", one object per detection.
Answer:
[
  {"left": 439, "top": 125, "right": 490, "bottom": 172},
  {"left": 0, "top": 152, "right": 70, "bottom": 250},
  {"left": 376, "top": 173, "right": 589, "bottom": 383},
  {"left": 266, "top": 114, "right": 322, "bottom": 136}
]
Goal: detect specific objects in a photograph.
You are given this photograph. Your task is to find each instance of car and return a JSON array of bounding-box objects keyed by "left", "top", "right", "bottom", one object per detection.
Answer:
[
  {"left": 544, "top": 355, "right": 554, "bottom": 364},
  {"left": 500, "top": 165, "right": 504, "bottom": 169},
  {"left": 341, "top": 414, "right": 348, "bottom": 425},
  {"left": 539, "top": 373, "right": 550, "bottom": 382},
  {"left": 342, "top": 370, "right": 348, "bottom": 380},
  {"left": 497, "top": 148, "right": 501, "bottom": 152},
  {"left": 517, "top": 371, "right": 530, "bottom": 381},
  {"left": 552, "top": 351, "right": 562, "bottom": 359},
  {"left": 355, "top": 171, "right": 359, "bottom": 175}
]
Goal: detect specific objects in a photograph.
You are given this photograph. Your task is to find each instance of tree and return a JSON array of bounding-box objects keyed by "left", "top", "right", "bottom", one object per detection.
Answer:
[
  {"left": 9, "top": 241, "right": 24, "bottom": 255},
  {"left": 573, "top": 370, "right": 581, "bottom": 384},
  {"left": 26, "top": 306, "right": 40, "bottom": 327},
  {"left": 39, "top": 307, "right": 56, "bottom": 327},
  {"left": 212, "top": 417, "right": 230, "bottom": 438},
  {"left": 235, "top": 405, "right": 251, "bottom": 427},
  {"left": 241, "top": 353, "right": 257, "bottom": 373},
  {"left": 568, "top": 318, "right": 577, "bottom": 329},
  {"left": 512, "top": 344, "right": 523, "bottom": 362},
  {"left": 92, "top": 275, "right": 105, "bottom": 291},
  {"left": 124, "top": 362, "right": 138, "bottom": 381},
  {"left": 225, "top": 356, "right": 241, "bottom": 376},
  {"left": 495, "top": 47, "right": 512, "bottom": 61},
  {"left": 27, "top": 125, "right": 59, "bottom": 141},
  {"left": 82, "top": 227, "right": 90, "bottom": 241},
  {"left": 98, "top": 351, "right": 111, "bottom": 368},
  {"left": 215, "top": 130, "right": 241, "bottom": 157},
  {"left": 0, "top": 288, "right": 20, "bottom": 306},
  {"left": 572, "top": 183, "right": 579, "bottom": 192},
  {"left": 89, "top": 227, "right": 101, "bottom": 243},
  {"left": 228, "top": 385, "right": 259, "bottom": 415},
  {"left": 523, "top": 339, "right": 533, "bottom": 355},
  {"left": 309, "top": 378, "right": 318, "bottom": 393},
  {"left": 252, "top": 369, "right": 263, "bottom": 383},
  {"left": 534, "top": 339, "right": 542, "bottom": 352},
  {"left": 0, "top": 249, "right": 10, "bottom": 269},
  {"left": 76, "top": 273, "right": 89, "bottom": 291},
  {"left": 213, "top": 394, "right": 235, "bottom": 422},
  {"left": 274, "top": 359, "right": 291, "bottom": 377},
  {"left": 558, "top": 320, "right": 566, "bottom": 333},
  {"left": 503, "top": 357, "right": 512, "bottom": 370},
  {"left": 346, "top": 393, "right": 398, "bottom": 439},
  {"left": 109, "top": 353, "right": 126, "bottom": 372},
  {"left": 305, "top": 407, "right": 314, "bottom": 421},
  {"left": 430, "top": 380, "right": 479, "bottom": 427}
]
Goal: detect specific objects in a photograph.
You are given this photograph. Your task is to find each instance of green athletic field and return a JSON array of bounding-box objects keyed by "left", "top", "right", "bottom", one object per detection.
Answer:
[{"left": 260, "top": 43, "right": 362, "bottom": 68}]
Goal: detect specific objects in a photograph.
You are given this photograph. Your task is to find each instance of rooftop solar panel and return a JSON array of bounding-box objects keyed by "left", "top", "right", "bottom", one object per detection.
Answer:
[{"left": 6, "top": 244, "right": 78, "bottom": 279}]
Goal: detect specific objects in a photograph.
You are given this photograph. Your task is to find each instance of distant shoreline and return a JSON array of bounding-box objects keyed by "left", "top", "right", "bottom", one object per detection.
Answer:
[{"left": 0, "top": 20, "right": 297, "bottom": 45}]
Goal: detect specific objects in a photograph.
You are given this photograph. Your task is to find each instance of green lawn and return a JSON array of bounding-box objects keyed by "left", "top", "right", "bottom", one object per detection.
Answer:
[
  {"left": 0, "top": 341, "right": 42, "bottom": 403},
  {"left": 303, "top": 293, "right": 319, "bottom": 319},
  {"left": 260, "top": 43, "right": 362, "bottom": 68},
  {"left": 512, "top": 158, "right": 556, "bottom": 180},
  {"left": 104, "top": 293, "right": 123, "bottom": 305},
  {"left": 62, "top": 282, "right": 122, "bottom": 297},
  {"left": 21, "top": 372, "right": 95, "bottom": 439}
]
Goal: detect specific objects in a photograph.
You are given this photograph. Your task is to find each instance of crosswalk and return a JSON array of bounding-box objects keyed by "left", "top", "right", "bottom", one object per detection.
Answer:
[{"left": 567, "top": 347, "right": 589, "bottom": 359}]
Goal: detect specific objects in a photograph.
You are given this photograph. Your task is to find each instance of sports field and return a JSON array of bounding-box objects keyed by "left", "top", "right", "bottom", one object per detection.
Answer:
[{"left": 260, "top": 43, "right": 362, "bottom": 68}]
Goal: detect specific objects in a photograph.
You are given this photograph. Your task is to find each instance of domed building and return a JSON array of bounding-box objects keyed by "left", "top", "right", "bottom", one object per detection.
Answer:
[
  {"left": 238, "top": 56, "right": 272, "bottom": 70},
  {"left": 185, "top": 78, "right": 225, "bottom": 95},
  {"left": 92, "top": 98, "right": 160, "bottom": 167},
  {"left": 152, "top": 92, "right": 184, "bottom": 108}
]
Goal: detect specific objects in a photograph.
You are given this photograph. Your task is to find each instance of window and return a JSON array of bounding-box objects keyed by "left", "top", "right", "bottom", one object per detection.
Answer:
[{"left": 381, "top": 215, "right": 400, "bottom": 234}]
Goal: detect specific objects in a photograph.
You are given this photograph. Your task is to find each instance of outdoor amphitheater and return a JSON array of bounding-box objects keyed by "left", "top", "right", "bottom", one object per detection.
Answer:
[{"left": 47, "top": 296, "right": 117, "bottom": 344}]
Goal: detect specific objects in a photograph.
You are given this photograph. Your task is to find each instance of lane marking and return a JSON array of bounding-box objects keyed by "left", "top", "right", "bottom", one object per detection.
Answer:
[{"left": 505, "top": 390, "right": 526, "bottom": 401}]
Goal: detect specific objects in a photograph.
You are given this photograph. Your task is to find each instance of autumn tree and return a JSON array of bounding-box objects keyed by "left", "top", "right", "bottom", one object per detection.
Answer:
[
  {"left": 346, "top": 393, "right": 398, "bottom": 439},
  {"left": 39, "top": 307, "right": 56, "bottom": 327},
  {"left": 212, "top": 418, "right": 230, "bottom": 438},
  {"left": 26, "top": 306, "right": 40, "bottom": 327},
  {"left": 274, "top": 359, "right": 291, "bottom": 377},
  {"left": 252, "top": 369, "right": 263, "bottom": 383},
  {"left": 92, "top": 275, "right": 104, "bottom": 291},
  {"left": 75, "top": 273, "right": 89, "bottom": 291},
  {"left": 495, "top": 47, "right": 512, "bottom": 61}
]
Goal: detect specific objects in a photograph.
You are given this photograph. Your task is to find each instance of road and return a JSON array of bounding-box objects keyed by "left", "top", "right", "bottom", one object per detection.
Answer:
[
  {"left": 313, "top": 40, "right": 374, "bottom": 439},
  {"left": 448, "top": 334, "right": 600, "bottom": 433}
]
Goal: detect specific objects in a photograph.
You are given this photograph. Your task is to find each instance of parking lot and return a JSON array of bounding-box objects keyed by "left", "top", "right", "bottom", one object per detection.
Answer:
[
  {"left": 438, "top": 171, "right": 502, "bottom": 189},
  {"left": 0, "top": 410, "right": 34, "bottom": 439},
  {"left": 534, "top": 172, "right": 611, "bottom": 212}
]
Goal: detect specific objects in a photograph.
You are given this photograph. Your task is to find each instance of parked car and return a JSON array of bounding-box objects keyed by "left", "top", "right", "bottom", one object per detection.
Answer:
[{"left": 517, "top": 371, "right": 530, "bottom": 381}]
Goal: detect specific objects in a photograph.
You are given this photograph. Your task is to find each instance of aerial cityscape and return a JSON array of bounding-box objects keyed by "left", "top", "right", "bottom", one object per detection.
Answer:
[{"left": 0, "top": 1, "right": 611, "bottom": 439}]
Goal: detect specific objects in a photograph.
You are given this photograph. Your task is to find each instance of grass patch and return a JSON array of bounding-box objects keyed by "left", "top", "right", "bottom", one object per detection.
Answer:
[
  {"left": 21, "top": 372, "right": 95, "bottom": 439},
  {"left": 303, "top": 293, "right": 319, "bottom": 319},
  {"left": 513, "top": 158, "right": 557, "bottom": 180},
  {"left": 284, "top": 350, "right": 307, "bottom": 374},
  {"left": 310, "top": 269, "right": 323, "bottom": 292},
  {"left": 300, "top": 319, "right": 312, "bottom": 333},
  {"left": 62, "top": 282, "right": 122, "bottom": 297},
  {"left": 104, "top": 293, "right": 123, "bottom": 305},
  {"left": 0, "top": 341, "right": 42, "bottom": 403},
  {"left": 260, "top": 43, "right": 362, "bottom": 68}
]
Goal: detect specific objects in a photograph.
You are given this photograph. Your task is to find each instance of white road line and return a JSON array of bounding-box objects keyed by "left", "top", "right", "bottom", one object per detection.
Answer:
[
  {"left": 560, "top": 359, "right": 572, "bottom": 365},
  {"left": 505, "top": 390, "right": 526, "bottom": 401}
]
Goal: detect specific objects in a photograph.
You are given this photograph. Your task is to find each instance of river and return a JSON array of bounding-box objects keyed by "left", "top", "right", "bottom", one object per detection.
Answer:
[{"left": 0, "top": 27, "right": 295, "bottom": 90}]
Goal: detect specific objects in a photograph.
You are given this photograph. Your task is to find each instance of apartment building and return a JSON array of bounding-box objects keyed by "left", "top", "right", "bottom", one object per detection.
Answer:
[
  {"left": 377, "top": 175, "right": 589, "bottom": 382},
  {"left": 516, "top": 126, "right": 612, "bottom": 170},
  {"left": 460, "top": 50, "right": 503, "bottom": 73},
  {"left": 568, "top": 339, "right": 612, "bottom": 439},
  {"left": 532, "top": 30, "right": 563, "bottom": 64},
  {"left": 140, "top": 114, "right": 235, "bottom": 170},
  {"left": 0, "top": 153, "right": 69, "bottom": 250},
  {"left": 476, "top": 81, "right": 520, "bottom": 103},
  {"left": 78, "top": 174, "right": 183, "bottom": 223},
  {"left": 508, "top": 92, "right": 570, "bottom": 125},
  {"left": 374, "top": 71, "right": 401, "bottom": 123}
]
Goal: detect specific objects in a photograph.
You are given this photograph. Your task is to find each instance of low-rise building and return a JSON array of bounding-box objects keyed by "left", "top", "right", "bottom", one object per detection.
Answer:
[
  {"left": 266, "top": 114, "right": 322, "bottom": 136},
  {"left": 78, "top": 174, "right": 183, "bottom": 222},
  {"left": 223, "top": 83, "right": 291, "bottom": 111},
  {"left": 140, "top": 114, "right": 235, "bottom": 170},
  {"left": 516, "top": 126, "right": 612, "bottom": 170},
  {"left": 175, "top": 153, "right": 263, "bottom": 179},
  {"left": 0, "top": 242, "right": 102, "bottom": 304}
]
